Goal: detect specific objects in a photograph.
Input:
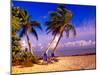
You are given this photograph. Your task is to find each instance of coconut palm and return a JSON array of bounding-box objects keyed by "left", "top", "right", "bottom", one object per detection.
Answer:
[
  {"left": 13, "top": 7, "right": 42, "bottom": 56},
  {"left": 44, "top": 5, "right": 76, "bottom": 61}
]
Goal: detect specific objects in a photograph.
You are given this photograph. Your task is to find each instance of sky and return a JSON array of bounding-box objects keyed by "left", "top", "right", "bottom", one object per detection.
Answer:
[{"left": 12, "top": 1, "right": 96, "bottom": 56}]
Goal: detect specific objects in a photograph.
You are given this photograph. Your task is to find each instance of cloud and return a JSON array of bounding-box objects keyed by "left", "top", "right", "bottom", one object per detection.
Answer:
[{"left": 63, "top": 40, "right": 95, "bottom": 47}]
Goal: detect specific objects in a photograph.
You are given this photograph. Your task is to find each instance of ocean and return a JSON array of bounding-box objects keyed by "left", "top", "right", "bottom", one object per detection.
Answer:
[{"left": 33, "top": 48, "right": 96, "bottom": 57}]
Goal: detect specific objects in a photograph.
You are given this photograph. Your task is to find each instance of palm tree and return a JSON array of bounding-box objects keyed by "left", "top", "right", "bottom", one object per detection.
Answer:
[
  {"left": 45, "top": 5, "right": 76, "bottom": 60},
  {"left": 13, "top": 7, "right": 42, "bottom": 56}
]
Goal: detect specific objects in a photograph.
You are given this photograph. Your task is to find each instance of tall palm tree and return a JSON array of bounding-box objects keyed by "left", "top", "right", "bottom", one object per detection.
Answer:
[
  {"left": 13, "top": 7, "right": 42, "bottom": 56},
  {"left": 45, "top": 5, "right": 76, "bottom": 60}
]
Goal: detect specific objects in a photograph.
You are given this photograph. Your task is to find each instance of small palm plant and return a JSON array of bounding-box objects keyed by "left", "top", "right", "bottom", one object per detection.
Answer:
[
  {"left": 44, "top": 5, "right": 76, "bottom": 62},
  {"left": 13, "top": 7, "right": 42, "bottom": 56}
]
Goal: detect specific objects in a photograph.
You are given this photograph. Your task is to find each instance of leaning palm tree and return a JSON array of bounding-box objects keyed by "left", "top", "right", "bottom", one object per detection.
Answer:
[
  {"left": 44, "top": 5, "right": 76, "bottom": 61},
  {"left": 13, "top": 7, "right": 42, "bottom": 56}
]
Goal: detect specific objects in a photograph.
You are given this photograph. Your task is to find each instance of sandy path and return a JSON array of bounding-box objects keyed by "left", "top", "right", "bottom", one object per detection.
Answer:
[{"left": 12, "top": 55, "right": 96, "bottom": 74}]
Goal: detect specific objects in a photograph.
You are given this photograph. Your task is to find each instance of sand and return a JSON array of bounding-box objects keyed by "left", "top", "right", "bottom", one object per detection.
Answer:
[{"left": 12, "top": 55, "right": 96, "bottom": 74}]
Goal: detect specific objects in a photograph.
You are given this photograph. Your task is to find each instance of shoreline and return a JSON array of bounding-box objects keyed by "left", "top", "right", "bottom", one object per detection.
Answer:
[{"left": 12, "top": 54, "right": 96, "bottom": 74}]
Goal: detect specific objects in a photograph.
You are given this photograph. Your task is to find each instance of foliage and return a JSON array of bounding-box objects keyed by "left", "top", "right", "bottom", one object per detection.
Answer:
[
  {"left": 12, "top": 34, "right": 22, "bottom": 62},
  {"left": 45, "top": 5, "right": 77, "bottom": 54},
  {"left": 46, "top": 5, "right": 76, "bottom": 36},
  {"left": 13, "top": 7, "right": 42, "bottom": 40},
  {"left": 12, "top": 6, "right": 41, "bottom": 65},
  {"left": 13, "top": 6, "right": 42, "bottom": 56}
]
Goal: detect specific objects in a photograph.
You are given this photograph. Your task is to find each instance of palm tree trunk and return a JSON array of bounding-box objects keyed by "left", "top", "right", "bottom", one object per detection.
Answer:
[
  {"left": 46, "top": 34, "right": 56, "bottom": 55},
  {"left": 53, "top": 33, "right": 62, "bottom": 53},
  {"left": 53, "top": 25, "right": 66, "bottom": 53},
  {"left": 26, "top": 31, "right": 34, "bottom": 55}
]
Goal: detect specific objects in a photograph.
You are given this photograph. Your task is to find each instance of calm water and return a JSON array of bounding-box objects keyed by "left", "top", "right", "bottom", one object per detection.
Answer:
[{"left": 33, "top": 48, "right": 96, "bottom": 57}]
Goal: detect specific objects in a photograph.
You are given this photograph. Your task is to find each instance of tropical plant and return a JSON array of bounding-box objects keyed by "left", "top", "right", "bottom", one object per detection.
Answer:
[
  {"left": 14, "top": 7, "right": 42, "bottom": 56},
  {"left": 45, "top": 5, "right": 76, "bottom": 59},
  {"left": 12, "top": 35, "right": 22, "bottom": 63},
  {"left": 12, "top": 7, "right": 23, "bottom": 64}
]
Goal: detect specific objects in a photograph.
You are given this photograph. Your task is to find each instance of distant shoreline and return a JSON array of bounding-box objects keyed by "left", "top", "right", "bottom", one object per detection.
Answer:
[
  {"left": 34, "top": 51, "right": 96, "bottom": 58},
  {"left": 67, "top": 52, "right": 96, "bottom": 56},
  {"left": 33, "top": 48, "right": 96, "bottom": 57}
]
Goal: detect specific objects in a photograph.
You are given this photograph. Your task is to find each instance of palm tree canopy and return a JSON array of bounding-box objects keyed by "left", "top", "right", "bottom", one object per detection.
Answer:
[
  {"left": 45, "top": 5, "right": 76, "bottom": 37},
  {"left": 12, "top": 7, "right": 42, "bottom": 40}
]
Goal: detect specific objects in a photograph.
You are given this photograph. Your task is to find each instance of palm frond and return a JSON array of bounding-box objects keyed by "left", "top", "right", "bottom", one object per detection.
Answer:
[
  {"left": 52, "top": 27, "right": 61, "bottom": 35},
  {"left": 68, "top": 24, "right": 76, "bottom": 36},
  {"left": 65, "top": 24, "right": 76, "bottom": 37},
  {"left": 30, "top": 20, "right": 42, "bottom": 30},
  {"left": 65, "top": 27, "right": 70, "bottom": 37},
  {"left": 71, "top": 25, "right": 76, "bottom": 36},
  {"left": 50, "top": 12, "right": 58, "bottom": 17},
  {"left": 30, "top": 27, "right": 38, "bottom": 40},
  {"left": 50, "top": 12, "right": 61, "bottom": 21},
  {"left": 23, "top": 9, "right": 30, "bottom": 20},
  {"left": 57, "top": 4, "right": 72, "bottom": 21},
  {"left": 12, "top": 16, "right": 21, "bottom": 30},
  {"left": 45, "top": 21, "right": 52, "bottom": 26},
  {"left": 45, "top": 20, "right": 63, "bottom": 32},
  {"left": 19, "top": 28, "right": 26, "bottom": 37},
  {"left": 57, "top": 5, "right": 67, "bottom": 15},
  {"left": 46, "top": 28, "right": 54, "bottom": 34}
]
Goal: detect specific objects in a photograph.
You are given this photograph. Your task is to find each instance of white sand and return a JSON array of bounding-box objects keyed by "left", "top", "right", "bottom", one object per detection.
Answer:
[{"left": 12, "top": 55, "right": 96, "bottom": 74}]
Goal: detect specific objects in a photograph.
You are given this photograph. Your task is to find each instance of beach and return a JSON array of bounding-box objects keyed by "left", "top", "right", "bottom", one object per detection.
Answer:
[{"left": 12, "top": 55, "right": 96, "bottom": 74}]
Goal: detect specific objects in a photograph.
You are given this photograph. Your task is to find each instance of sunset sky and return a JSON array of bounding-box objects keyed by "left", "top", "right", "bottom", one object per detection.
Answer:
[{"left": 12, "top": 1, "right": 96, "bottom": 56}]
